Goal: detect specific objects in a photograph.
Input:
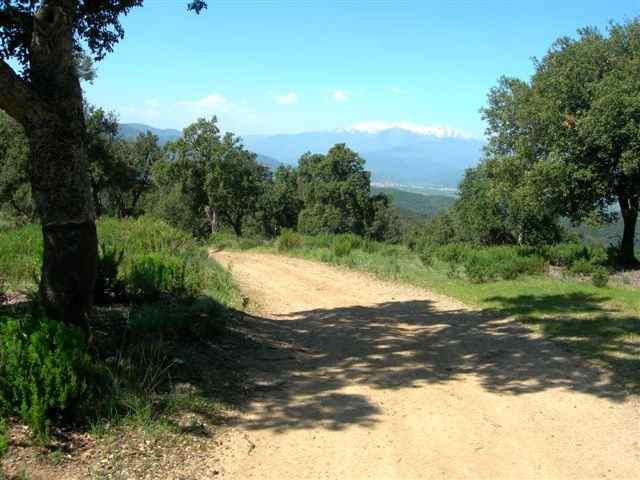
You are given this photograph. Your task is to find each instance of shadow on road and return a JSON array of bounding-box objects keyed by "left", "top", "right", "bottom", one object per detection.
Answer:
[{"left": 225, "top": 295, "right": 637, "bottom": 433}]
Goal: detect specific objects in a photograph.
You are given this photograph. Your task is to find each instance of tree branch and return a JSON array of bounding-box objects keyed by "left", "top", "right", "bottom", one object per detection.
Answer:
[{"left": 0, "top": 59, "right": 41, "bottom": 126}]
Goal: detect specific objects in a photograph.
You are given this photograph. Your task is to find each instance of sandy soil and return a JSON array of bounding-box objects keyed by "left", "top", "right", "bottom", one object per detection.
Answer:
[{"left": 211, "top": 250, "right": 639, "bottom": 480}]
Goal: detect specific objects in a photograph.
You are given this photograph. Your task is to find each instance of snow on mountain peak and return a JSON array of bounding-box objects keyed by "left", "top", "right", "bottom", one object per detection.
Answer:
[{"left": 342, "top": 122, "right": 472, "bottom": 139}]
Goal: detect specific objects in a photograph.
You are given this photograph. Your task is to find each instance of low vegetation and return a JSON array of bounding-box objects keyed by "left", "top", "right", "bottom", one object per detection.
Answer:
[{"left": 0, "top": 217, "right": 246, "bottom": 474}]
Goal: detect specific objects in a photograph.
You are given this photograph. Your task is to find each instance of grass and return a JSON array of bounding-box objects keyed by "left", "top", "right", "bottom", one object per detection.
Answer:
[
  {"left": 212, "top": 232, "right": 640, "bottom": 393},
  {"left": 0, "top": 217, "right": 251, "bottom": 478}
]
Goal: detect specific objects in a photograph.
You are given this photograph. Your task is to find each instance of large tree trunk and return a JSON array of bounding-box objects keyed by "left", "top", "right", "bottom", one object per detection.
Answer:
[
  {"left": 24, "top": 3, "right": 97, "bottom": 330},
  {"left": 618, "top": 194, "right": 639, "bottom": 267}
]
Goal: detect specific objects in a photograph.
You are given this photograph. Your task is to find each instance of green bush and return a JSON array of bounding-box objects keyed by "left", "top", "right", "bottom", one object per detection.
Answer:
[
  {"left": 333, "top": 235, "right": 361, "bottom": 258},
  {"left": 0, "top": 313, "right": 97, "bottom": 441},
  {"left": 434, "top": 245, "right": 546, "bottom": 283},
  {"left": 238, "top": 238, "right": 262, "bottom": 251},
  {"left": 124, "top": 253, "right": 203, "bottom": 300},
  {"left": 464, "top": 253, "right": 497, "bottom": 283},
  {"left": 0, "top": 277, "right": 6, "bottom": 304},
  {"left": 94, "top": 243, "right": 125, "bottom": 305},
  {"left": 569, "top": 258, "right": 595, "bottom": 276},
  {"left": 545, "top": 242, "right": 607, "bottom": 268},
  {"left": 0, "top": 417, "right": 8, "bottom": 458},
  {"left": 591, "top": 267, "right": 610, "bottom": 288},
  {"left": 277, "top": 229, "right": 304, "bottom": 252}
]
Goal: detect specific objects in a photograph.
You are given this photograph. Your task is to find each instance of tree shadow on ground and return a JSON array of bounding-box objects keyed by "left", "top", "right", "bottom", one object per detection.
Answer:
[{"left": 220, "top": 292, "right": 638, "bottom": 434}]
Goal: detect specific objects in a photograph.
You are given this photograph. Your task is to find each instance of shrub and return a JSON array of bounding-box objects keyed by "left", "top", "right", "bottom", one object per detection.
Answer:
[
  {"left": 94, "top": 243, "right": 125, "bottom": 305},
  {"left": 419, "top": 246, "right": 434, "bottom": 268},
  {"left": 0, "top": 277, "right": 6, "bottom": 304},
  {"left": 333, "top": 235, "right": 361, "bottom": 258},
  {"left": 0, "top": 313, "right": 97, "bottom": 441},
  {"left": 124, "top": 253, "right": 203, "bottom": 300},
  {"left": 0, "top": 418, "right": 8, "bottom": 458},
  {"left": 464, "top": 253, "right": 497, "bottom": 283},
  {"left": 591, "top": 267, "right": 609, "bottom": 288},
  {"left": 545, "top": 242, "right": 607, "bottom": 268},
  {"left": 569, "top": 258, "right": 595, "bottom": 276},
  {"left": 277, "top": 229, "right": 304, "bottom": 252},
  {"left": 238, "top": 238, "right": 262, "bottom": 251}
]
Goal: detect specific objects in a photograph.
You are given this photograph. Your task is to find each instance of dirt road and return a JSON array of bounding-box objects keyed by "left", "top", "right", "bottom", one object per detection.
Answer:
[{"left": 212, "top": 251, "right": 639, "bottom": 480}]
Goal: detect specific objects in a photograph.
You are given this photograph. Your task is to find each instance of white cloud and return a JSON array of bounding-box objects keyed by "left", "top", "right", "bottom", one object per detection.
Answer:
[
  {"left": 178, "top": 93, "right": 229, "bottom": 111},
  {"left": 333, "top": 90, "right": 349, "bottom": 102},
  {"left": 144, "top": 99, "right": 160, "bottom": 108},
  {"left": 345, "top": 121, "right": 473, "bottom": 139},
  {"left": 273, "top": 92, "right": 299, "bottom": 105},
  {"left": 390, "top": 87, "right": 402, "bottom": 94}
]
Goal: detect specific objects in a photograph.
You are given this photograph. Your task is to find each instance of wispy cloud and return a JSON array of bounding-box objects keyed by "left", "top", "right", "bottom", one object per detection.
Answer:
[
  {"left": 333, "top": 90, "right": 349, "bottom": 102},
  {"left": 178, "top": 93, "right": 230, "bottom": 112},
  {"left": 390, "top": 87, "right": 402, "bottom": 94},
  {"left": 273, "top": 91, "right": 299, "bottom": 105}
]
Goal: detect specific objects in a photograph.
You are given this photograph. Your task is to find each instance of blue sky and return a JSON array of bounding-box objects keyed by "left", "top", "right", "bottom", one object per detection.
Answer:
[{"left": 84, "top": 0, "right": 640, "bottom": 138}]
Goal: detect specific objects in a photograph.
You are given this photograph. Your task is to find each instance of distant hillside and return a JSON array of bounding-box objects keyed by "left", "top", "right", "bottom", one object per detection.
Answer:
[
  {"left": 373, "top": 187, "right": 456, "bottom": 218},
  {"left": 243, "top": 126, "right": 484, "bottom": 188},
  {"left": 255, "top": 154, "right": 282, "bottom": 171},
  {"left": 119, "top": 123, "right": 181, "bottom": 144}
]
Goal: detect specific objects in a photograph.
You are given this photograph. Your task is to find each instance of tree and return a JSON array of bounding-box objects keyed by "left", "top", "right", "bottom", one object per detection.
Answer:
[
  {"left": 152, "top": 118, "right": 269, "bottom": 237},
  {"left": 205, "top": 134, "right": 270, "bottom": 237},
  {"left": 0, "top": 0, "right": 207, "bottom": 327},
  {"left": 0, "top": 110, "right": 34, "bottom": 221},
  {"left": 297, "top": 144, "right": 371, "bottom": 235},
  {"left": 482, "top": 20, "right": 640, "bottom": 264},
  {"left": 364, "top": 193, "right": 402, "bottom": 243},
  {"left": 267, "top": 165, "right": 303, "bottom": 233}
]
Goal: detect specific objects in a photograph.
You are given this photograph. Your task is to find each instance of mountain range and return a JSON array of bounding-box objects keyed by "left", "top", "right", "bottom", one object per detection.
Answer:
[{"left": 120, "top": 123, "right": 485, "bottom": 188}]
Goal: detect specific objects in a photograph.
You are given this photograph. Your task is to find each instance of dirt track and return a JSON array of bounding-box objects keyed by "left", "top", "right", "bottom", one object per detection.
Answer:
[{"left": 212, "top": 251, "right": 639, "bottom": 480}]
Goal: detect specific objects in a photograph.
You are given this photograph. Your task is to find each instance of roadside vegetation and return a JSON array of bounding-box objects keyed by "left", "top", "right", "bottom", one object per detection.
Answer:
[{"left": 0, "top": 217, "right": 249, "bottom": 476}]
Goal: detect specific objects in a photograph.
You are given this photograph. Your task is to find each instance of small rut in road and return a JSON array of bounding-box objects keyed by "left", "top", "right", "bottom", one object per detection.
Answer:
[{"left": 211, "top": 250, "right": 639, "bottom": 480}]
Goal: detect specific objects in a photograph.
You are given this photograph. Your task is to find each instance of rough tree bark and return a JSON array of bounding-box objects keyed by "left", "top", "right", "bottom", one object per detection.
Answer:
[
  {"left": 619, "top": 193, "right": 639, "bottom": 267},
  {"left": 204, "top": 205, "right": 217, "bottom": 234},
  {"left": 0, "top": 2, "right": 97, "bottom": 330}
]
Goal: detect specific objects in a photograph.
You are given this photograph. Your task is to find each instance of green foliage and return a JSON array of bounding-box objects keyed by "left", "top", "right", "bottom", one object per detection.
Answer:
[
  {"left": 94, "top": 243, "right": 125, "bottom": 305},
  {"left": 123, "top": 253, "right": 203, "bottom": 301},
  {"left": 151, "top": 118, "right": 268, "bottom": 237},
  {"left": 0, "top": 417, "right": 8, "bottom": 458},
  {"left": 463, "top": 247, "right": 545, "bottom": 283},
  {"left": 333, "top": 235, "right": 361, "bottom": 258},
  {"left": 364, "top": 194, "right": 402, "bottom": 242},
  {"left": 482, "top": 20, "right": 640, "bottom": 264},
  {"left": 297, "top": 144, "right": 371, "bottom": 235},
  {"left": 0, "top": 312, "right": 98, "bottom": 442},
  {"left": 591, "top": 267, "right": 610, "bottom": 288},
  {"left": 371, "top": 187, "right": 456, "bottom": 217},
  {"left": 0, "top": 111, "right": 33, "bottom": 222},
  {"left": 0, "top": 223, "right": 42, "bottom": 289},
  {"left": 569, "top": 259, "right": 596, "bottom": 276},
  {"left": 545, "top": 242, "right": 607, "bottom": 268},
  {"left": 277, "top": 229, "right": 304, "bottom": 252}
]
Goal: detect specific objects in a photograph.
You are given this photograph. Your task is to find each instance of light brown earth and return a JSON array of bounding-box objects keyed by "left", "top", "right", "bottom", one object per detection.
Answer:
[{"left": 211, "top": 250, "right": 639, "bottom": 480}]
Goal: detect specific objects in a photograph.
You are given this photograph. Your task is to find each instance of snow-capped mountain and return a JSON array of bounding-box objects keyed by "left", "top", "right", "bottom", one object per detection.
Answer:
[{"left": 242, "top": 124, "right": 484, "bottom": 187}]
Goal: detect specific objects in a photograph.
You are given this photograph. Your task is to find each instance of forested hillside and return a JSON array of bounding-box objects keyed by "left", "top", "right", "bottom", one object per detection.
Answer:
[{"left": 372, "top": 187, "right": 456, "bottom": 217}]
